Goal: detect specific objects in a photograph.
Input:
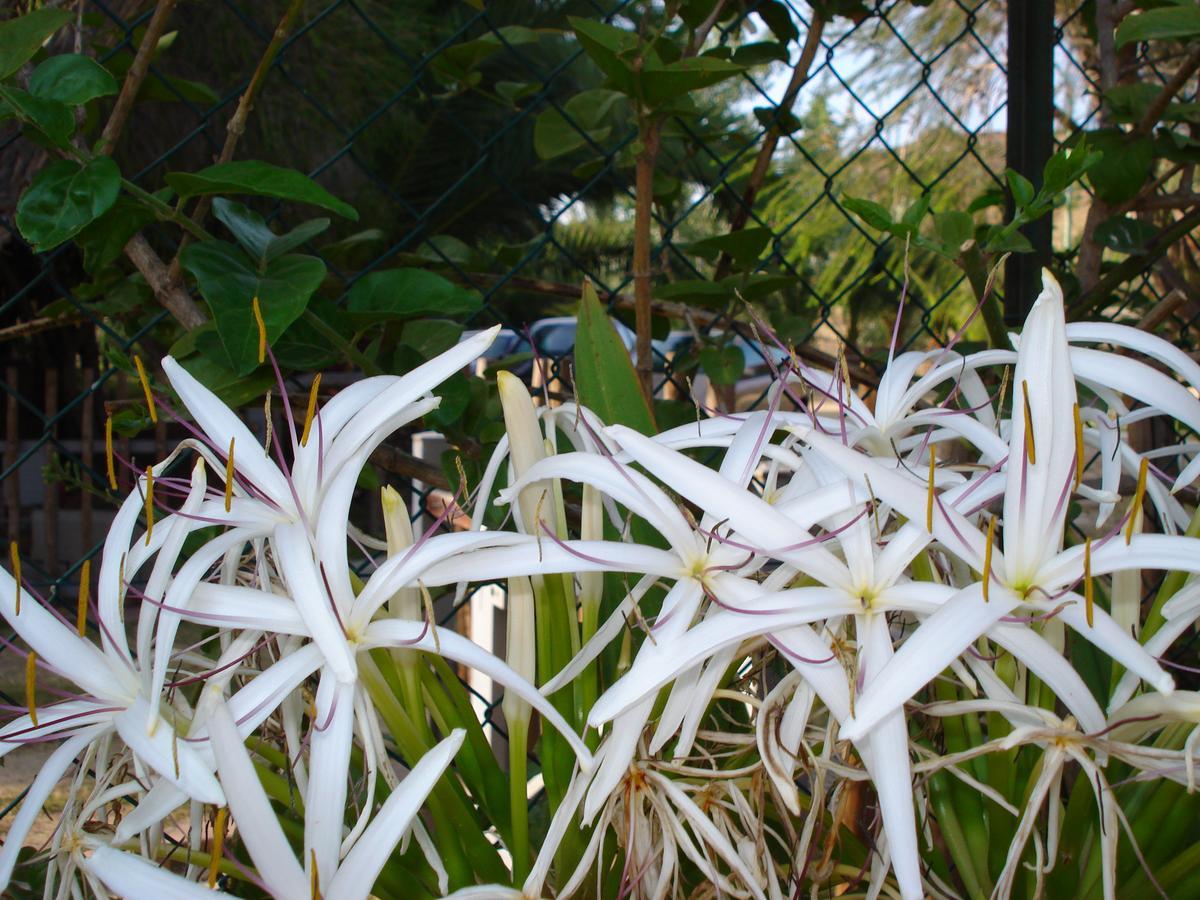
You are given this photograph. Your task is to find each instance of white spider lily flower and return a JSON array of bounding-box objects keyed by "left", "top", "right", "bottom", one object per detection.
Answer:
[
  {"left": 781, "top": 273, "right": 1193, "bottom": 744},
  {"left": 159, "top": 326, "right": 501, "bottom": 524},
  {"left": 205, "top": 693, "right": 466, "bottom": 899}
]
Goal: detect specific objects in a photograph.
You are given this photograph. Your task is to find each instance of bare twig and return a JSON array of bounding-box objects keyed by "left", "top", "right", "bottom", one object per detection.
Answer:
[
  {"left": 633, "top": 121, "right": 661, "bottom": 402},
  {"left": 169, "top": 0, "right": 308, "bottom": 279},
  {"left": 125, "top": 234, "right": 208, "bottom": 329},
  {"left": 96, "top": 0, "right": 178, "bottom": 155},
  {"left": 369, "top": 444, "right": 451, "bottom": 491},
  {"left": 715, "top": 12, "right": 825, "bottom": 281},
  {"left": 1133, "top": 45, "right": 1200, "bottom": 137},
  {"left": 0, "top": 313, "right": 85, "bottom": 344}
]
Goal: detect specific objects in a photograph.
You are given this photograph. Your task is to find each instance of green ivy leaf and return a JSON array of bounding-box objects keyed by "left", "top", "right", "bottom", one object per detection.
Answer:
[
  {"left": 1006, "top": 170, "right": 1035, "bottom": 209},
  {"left": 1093, "top": 215, "right": 1158, "bottom": 254},
  {"left": 534, "top": 108, "right": 612, "bottom": 160},
  {"left": 74, "top": 196, "right": 156, "bottom": 274},
  {"left": 934, "top": 211, "right": 974, "bottom": 250},
  {"left": 699, "top": 345, "right": 744, "bottom": 386},
  {"left": 211, "top": 198, "right": 330, "bottom": 264},
  {"left": 753, "top": 0, "right": 799, "bottom": 43},
  {"left": 272, "top": 298, "right": 347, "bottom": 370},
  {"left": 640, "top": 56, "right": 744, "bottom": 106},
  {"left": 1116, "top": 7, "right": 1200, "bottom": 47},
  {"left": 0, "top": 8, "right": 72, "bottom": 80},
  {"left": 680, "top": 227, "right": 771, "bottom": 268},
  {"left": 569, "top": 17, "right": 640, "bottom": 95},
  {"left": 1085, "top": 129, "right": 1155, "bottom": 204},
  {"left": 426, "top": 372, "right": 471, "bottom": 428},
  {"left": 180, "top": 240, "right": 326, "bottom": 375},
  {"left": 167, "top": 161, "right": 358, "bottom": 220},
  {"left": 16, "top": 156, "right": 120, "bottom": 251},
  {"left": 842, "top": 195, "right": 893, "bottom": 232},
  {"left": 575, "top": 281, "right": 655, "bottom": 433},
  {"left": 346, "top": 269, "right": 481, "bottom": 323},
  {"left": 29, "top": 54, "right": 118, "bottom": 105},
  {"left": 0, "top": 87, "right": 73, "bottom": 147}
]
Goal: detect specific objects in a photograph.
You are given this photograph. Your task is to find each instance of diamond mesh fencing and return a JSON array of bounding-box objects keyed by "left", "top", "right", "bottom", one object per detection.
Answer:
[{"left": 0, "top": 0, "right": 1194, "bottom": 748}]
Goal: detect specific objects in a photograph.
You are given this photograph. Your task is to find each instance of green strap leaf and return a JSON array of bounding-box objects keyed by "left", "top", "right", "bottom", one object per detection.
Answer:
[
  {"left": 574, "top": 281, "right": 655, "bottom": 433},
  {"left": 0, "top": 9, "right": 72, "bottom": 80},
  {"left": 16, "top": 156, "right": 120, "bottom": 252},
  {"left": 166, "top": 161, "right": 358, "bottom": 220}
]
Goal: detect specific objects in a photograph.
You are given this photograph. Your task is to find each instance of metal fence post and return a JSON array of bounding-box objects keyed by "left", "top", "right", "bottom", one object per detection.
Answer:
[{"left": 1005, "top": 0, "right": 1055, "bottom": 324}]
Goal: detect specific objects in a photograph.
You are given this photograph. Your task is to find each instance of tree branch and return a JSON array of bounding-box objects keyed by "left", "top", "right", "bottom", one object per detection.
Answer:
[
  {"left": 96, "top": 0, "right": 178, "bottom": 155},
  {"left": 124, "top": 234, "right": 207, "bottom": 329},
  {"left": 1134, "top": 44, "right": 1200, "bottom": 137}
]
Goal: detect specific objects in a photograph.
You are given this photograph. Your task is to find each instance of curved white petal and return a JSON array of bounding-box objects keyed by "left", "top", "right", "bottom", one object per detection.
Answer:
[{"left": 82, "top": 845, "right": 219, "bottom": 899}]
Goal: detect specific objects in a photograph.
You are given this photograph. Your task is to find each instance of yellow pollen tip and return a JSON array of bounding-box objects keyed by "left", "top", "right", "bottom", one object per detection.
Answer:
[
  {"left": 1073, "top": 403, "right": 1084, "bottom": 490},
  {"left": 1084, "top": 537, "right": 1094, "bottom": 628},
  {"left": 144, "top": 467, "right": 155, "bottom": 545},
  {"left": 983, "top": 515, "right": 996, "bottom": 602},
  {"left": 25, "top": 651, "right": 37, "bottom": 727},
  {"left": 105, "top": 412, "right": 117, "bottom": 490},
  {"left": 253, "top": 297, "right": 267, "bottom": 365},
  {"left": 134, "top": 356, "right": 157, "bottom": 424},
  {"left": 925, "top": 445, "right": 936, "bottom": 533},
  {"left": 77, "top": 559, "right": 90, "bottom": 637},
  {"left": 224, "top": 437, "right": 235, "bottom": 513},
  {"left": 9, "top": 543, "right": 20, "bottom": 616},
  {"left": 208, "top": 806, "right": 228, "bottom": 889},
  {"left": 1021, "top": 380, "right": 1036, "bottom": 465},
  {"left": 1126, "top": 457, "right": 1149, "bottom": 545},
  {"left": 300, "top": 374, "right": 322, "bottom": 448},
  {"left": 310, "top": 849, "right": 321, "bottom": 900}
]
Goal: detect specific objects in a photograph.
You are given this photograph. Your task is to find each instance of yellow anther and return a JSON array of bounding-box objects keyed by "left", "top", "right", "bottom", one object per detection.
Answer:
[
  {"left": 1073, "top": 403, "right": 1085, "bottom": 490},
  {"left": 455, "top": 454, "right": 469, "bottom": 497},
  {"left": 300, "top": 374, "right": 322, "bottom": 447},
  {"left": 77, "top": 559, "right": 90, "bottom": 637},
  {"left": 1126, "top": 456, "right": 1149, "bottom": 545},
  {"left": 171, "top": 727, "right": 180, "bottom": 778},
  {"left": 25, "top": 651, "right": 37, "bottom": 727},
  {"left": 208, "top": 806, "right": 228, "bottom": 889},
  {"left": 1083, "top": 537, "right": 1095, "bottom": 627},
  {"left": 925, "top": 445, "right": 936, "bottom": 533},
  {"left": 144, "top": 467, "right": 155, "bottom": 545},
  {"left": 10, "top": 542, "right": 20, "bottom": 616},
  {"left": 105, "top": 412, "right": 117, "bottom": 490},
  {"left": 982, "top": 515, "right": 997, "bottom": 603},
  {"left": 134, "top": 356, "right": 157, "bottom": 424},
  {"left": 1021, "top": 380, "right": 1036, "bottom": 465},
  {"left": 263, "top": 391, "right": 274, "bottom": 453},
  {"left": 224, "top": 437, "right": 235, "bottom": 513},
  {"left": 310, "top": 849, "right": 321, "bottom": 900},
  {"left": 253, "top": 296, "right": 267, "bottom": 365}
]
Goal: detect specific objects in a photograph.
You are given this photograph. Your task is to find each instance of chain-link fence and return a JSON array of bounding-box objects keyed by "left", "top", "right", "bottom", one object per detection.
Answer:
[{"left": 0, "top": 0, "right": 1195, "bottom": 755}]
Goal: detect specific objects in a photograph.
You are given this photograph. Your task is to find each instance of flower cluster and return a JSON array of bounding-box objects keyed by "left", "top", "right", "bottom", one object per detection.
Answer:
[{"left": 2, "top": 272, "right": 1199, "bottom": 899}]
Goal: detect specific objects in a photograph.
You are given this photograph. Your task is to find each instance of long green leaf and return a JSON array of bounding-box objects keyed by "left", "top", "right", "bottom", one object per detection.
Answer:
[{"left": 574, "top": 281, "right": 655, "bottom": 433}]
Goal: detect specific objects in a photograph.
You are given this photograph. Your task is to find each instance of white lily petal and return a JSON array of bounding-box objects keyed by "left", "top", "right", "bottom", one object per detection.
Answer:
[
  {"left": 206, "top": 694, "right": 309, "bottom": 899},
  {"left": 590, "top": 587, "right": 857, "bottom": 726},
  {"left": 363, "top": 619, "right": 593, "bottom": 770},
  {"left": 305, "top": 672, "right": 356, "bottom": 891},
  {"left": 274, "top": 521, "right": 357, "bottom": 683},
  {"left": 82, "top": 845, "right": 218, "bottom": 899},
  {"left": 857, "top": 614, "right": 922, "bottom": 900},
  {"left": 0, "top": 568, "right": 129, "bottom": 702},
  {"left": 322, "top": 326, "right": 498, "bottom": 480},
  {"left": 0, "top": 728, "right": 99, "bottom": 891},
  {"left": 1055, "top": 597, "right": 1174, "bottom": 695},
  {"left": 606, "top": 424, "right": 851, "bottom": 588},
  {"left": 326, "top": 729, "right": 464, "bottom": 900},
  {"left": 584, "top": 696, "right": 654, "bottom": 822},
  {"left": 841, "top": 582, "right": 1005, "bottom": 742},
  {"left": 986, "top": 623, "right": 1105, "bottom": 734},
  {"left": 114, "top": 696, "right": 224, "bottom": 805},
  {"left": 417, "top": 539, "right": 681, "bottom": 587},
  {"left": 1003, "top": 271, "right": 1077, "bottom": 583},
  {"left": 184, "top": 583, "right": 308, "bottom": 634},
  {"left": 162, "top": 355, "right": 292, "bottom": 508}
]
